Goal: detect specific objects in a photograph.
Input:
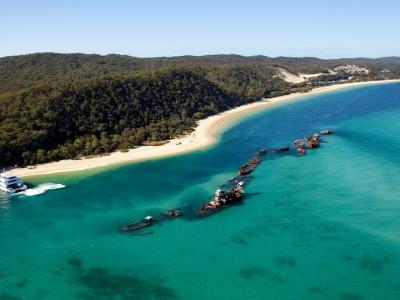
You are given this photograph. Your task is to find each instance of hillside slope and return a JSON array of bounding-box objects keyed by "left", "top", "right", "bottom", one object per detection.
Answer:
[
  {"left": 0, "top": 53, "right": 399, "bottom": 167},
  {"left": 0, "top": 69, "right": 243, "bottom": 166},
  {"left": 2, "top": 53, "right": 399, "bottom": 94}
]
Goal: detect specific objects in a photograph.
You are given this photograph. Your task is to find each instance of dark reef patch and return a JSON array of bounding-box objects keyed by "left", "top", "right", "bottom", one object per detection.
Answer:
[
  {"left": 67, "top": 258, "right": 178, "bottom": 300},
  {"left": 239, "top": 266, "right": 268, "bottom": 280},
  {"left": 274, "top": 256, "right": 296, "bottom": 268},
  {"left": 0, "top": 293, "right": 18, "bottom": 300},
  {"left": 357, "top": 255, "right": 389, "bottom": 274},
  {"left": 34, "top": 290, "right": 45, "bottom": 300},
  {"left": 205, "top": 254, "right": 220, "bottom": 261},
  {"left": 340, "top": 292, "right": 364, "bottom": 300},
  {"left": 340, "top": 253, "right": 390, "bottom": 275},
  {"left": 230, "top": 235, "right": 248, "bottom": 246},
  {"left": 239, "top": 266, "right": 285, "bottom": 283},
  {"left": 16, "top": 279, "right": 29, "bottom": 288},
  {"left": 308, "top": 286, "right": 324, "bottom": 294},
  {"left": 68, "top": 257, "right": 83, "bottom": 270},
  {"left": 343, "top": 255, "right": 355, "bottom": 262}
]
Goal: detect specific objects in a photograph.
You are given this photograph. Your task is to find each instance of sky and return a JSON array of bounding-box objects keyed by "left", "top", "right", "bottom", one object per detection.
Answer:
[{"left": 1, "top": 0, "right": 399, "bottom": 58}]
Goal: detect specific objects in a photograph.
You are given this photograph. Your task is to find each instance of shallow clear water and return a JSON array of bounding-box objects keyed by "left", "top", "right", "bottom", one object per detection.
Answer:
[{"left": 1, "top": 83, "right": 400, "bottom": 300}]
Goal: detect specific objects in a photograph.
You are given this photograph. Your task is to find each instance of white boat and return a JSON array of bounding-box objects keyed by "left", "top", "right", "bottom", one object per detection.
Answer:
[{"left": 0, "top": 172, "right": 27, "bottom": 194}]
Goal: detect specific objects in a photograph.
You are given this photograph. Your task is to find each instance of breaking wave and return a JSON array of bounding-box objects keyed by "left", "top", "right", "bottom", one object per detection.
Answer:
[{"left": 24, "top": 183, "right": 66, "bottom": 196}]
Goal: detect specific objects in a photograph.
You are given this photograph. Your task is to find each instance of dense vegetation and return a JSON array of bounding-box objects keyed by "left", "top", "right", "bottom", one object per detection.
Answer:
[
  {"left": 2, "top": 53, "right": 400, "bottom": 94},
  {"left": 0, "top": 53, "right": 399, "bottom": 167},
  {"left": 0, "top": 69, "right": 244, "bottom": 166}
]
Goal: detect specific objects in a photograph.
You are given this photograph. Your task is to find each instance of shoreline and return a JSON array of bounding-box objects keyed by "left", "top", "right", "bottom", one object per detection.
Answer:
[{"left": 12, "top": 79, "right": 400, "bottom": 178}]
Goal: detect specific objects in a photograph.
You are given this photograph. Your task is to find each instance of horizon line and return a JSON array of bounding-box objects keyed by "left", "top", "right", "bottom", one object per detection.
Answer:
[{"left": 1, "top": 51, "right": 399, "bottom": 61}]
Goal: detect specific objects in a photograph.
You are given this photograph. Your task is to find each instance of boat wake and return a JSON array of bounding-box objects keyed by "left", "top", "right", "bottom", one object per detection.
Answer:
[{"left": 23, "top": 183, "right": 66, "bottom": 196}]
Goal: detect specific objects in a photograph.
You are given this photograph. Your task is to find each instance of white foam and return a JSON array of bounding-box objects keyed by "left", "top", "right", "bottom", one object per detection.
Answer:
[{"left": 23, "top": 183, "right": 66, "bottom": 196}]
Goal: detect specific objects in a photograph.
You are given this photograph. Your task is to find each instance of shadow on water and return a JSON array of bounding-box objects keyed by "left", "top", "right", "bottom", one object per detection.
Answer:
[
  {"left": 0, "top": 293, "right": 18, "bottom": 300},
  {"left": 274, "top": 256, "right": 296, "bottom": 268},
  {"left": 238, "top": 266, "right": 286, "bottom": 283},
  {"left": 307, "top": 285, "right": 324, "bottom": 294},
  {"left": 229, "top": 235, "right": 249, "bottom": 246},
  {"left": 340, "top": 292, "right": 364, "bottom": 300},
  {"left": 238, "top": 266, "right": 268, "bottom": 280},
  {"left": 15, "top": 279, "right": 29, "bottom": 289},
  {"left": 66, "top": 257, "right": 178, "bottom": 300},
  {"left": 357, "top": 255, "right": 390, "bottom": 274}
]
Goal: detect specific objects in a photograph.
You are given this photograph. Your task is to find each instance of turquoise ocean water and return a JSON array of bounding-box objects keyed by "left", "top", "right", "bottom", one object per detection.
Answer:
[{"left": 1, "top": 83, "right": 400, "bottom": 299}]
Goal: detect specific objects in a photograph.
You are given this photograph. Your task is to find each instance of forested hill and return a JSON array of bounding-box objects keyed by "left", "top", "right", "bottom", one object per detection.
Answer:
[
  {"left": 1, "top": 53, "right": 400, "bottom": 94},
  {"left": 0, "top": 69, "right": 278, "bottom": 166},
  {"left": 0, "top": 53, "right": 399, "bottom": 167}
]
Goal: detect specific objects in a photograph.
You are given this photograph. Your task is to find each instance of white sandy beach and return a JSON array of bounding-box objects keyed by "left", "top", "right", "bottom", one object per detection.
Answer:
[{"left": 12, "top": 79, "right": 400, "bottom": 177}]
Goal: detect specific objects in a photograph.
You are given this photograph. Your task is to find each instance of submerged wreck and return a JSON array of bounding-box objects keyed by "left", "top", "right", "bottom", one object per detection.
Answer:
[
  {"left": 273, "top": 146, "right": 290, "bottom": 153},
  {"left": 238, "top": 156, "right": 262, "bottom": 176},
  {"left": 293, "top": 130, "right": 327, "bottom": 155},
  {"left": 120, "top": 130, "right": 334, "bottom": 232},
  {"left": 320, "top": 129, "right": 334, "bottom": 135},
  {"left": 305, "top": 133, "right": 321, "bottom": 149},
  {"left": 197, "top": 182, "right": 245, "bottom": 216},
  {"left": 294, "top": 139, "right": 306, "bottom": 155},
  {"left": 257, "top": 148, "right": 268, "bottom": 155},
  {"left": 163, "top": 209, "right": 182, "bottom": 217},
  {"left": 120, "top": 216, "right": 155, "bottom": 232},
  {"left": 196, "top": 129, "right": 333, "bottom": 217}
]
